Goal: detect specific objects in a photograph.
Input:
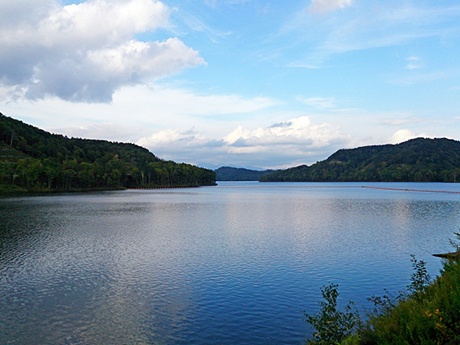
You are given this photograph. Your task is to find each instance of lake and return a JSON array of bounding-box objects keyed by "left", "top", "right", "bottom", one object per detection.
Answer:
[{"left": 1, "top": 182, "right": 460, "bottom": 344}]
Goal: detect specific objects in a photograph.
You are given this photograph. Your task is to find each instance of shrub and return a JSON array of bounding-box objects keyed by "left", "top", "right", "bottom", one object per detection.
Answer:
[
  {"left": 305, "top": 242, "right": 460, "bottom": 344},
  {"left": 304, "top": 283, "right": 361, "bottom": 345}
]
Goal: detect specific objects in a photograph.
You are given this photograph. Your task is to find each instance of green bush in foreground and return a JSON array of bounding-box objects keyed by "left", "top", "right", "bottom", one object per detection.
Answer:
[
  {"left": 359, "top": 258, "right": 460, "bottom": 345},
  {"left": 306, "top": 235, "right": 460, "bottom": 345},
  {"left": 304, "top": 283, "right": 361, "bottom": 345}
]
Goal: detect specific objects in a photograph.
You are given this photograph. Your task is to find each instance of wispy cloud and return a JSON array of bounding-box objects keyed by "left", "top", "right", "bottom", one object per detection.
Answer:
[
  {"left": 282, "top": 2, "right": 460, "bottom": 67},
  {"left": 405, "top": 56, "right": 423, "bottom": 70},
  {"left": 382, "top": 118, "right": 418, "bottom": 127},
  {"left": 394, "top": 71, "right": 449, "bottom": 85},
  {"left": 172, "top": 8, "right": 231, "bottom": 43},
  {"left": 204, "top": 0, "right": 251, "bottom": 8},
  {"left": 4, "top": 83, "right": 278, "bottom": 141},
  {"left": 287, "top": 62, "right": 321, "bottom": 69},
  {"left": 308, "top": 0, "right": 353, "bottom": 13},
  {"left": 298, "top": 97, "right": 336, "bottom": 109}
]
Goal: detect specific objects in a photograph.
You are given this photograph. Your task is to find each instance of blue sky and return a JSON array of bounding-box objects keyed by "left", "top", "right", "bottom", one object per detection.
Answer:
[{"left": 2, "top": 0, "right": 460, "bottom": 169}]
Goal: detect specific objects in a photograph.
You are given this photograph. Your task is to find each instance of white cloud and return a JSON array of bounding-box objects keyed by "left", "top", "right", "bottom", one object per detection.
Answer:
[
  {"left": 138, "top": 88, "right": 276, "bottom": 117},
  {"left": 136, "top": 115, "right": 351, "bottom": 169},
  {"left": 299, "top": 97, "right": 336, "bottom": 109},
  {"left": 390, "top": 129, "right": 416, "bottom": 144},
  {"left": 136, "top": 128, "right": 226, "bottom": 166},
  {"left": 53, "top": 122, "right": 142, "bottom": 143},
  {"left": 405, "top": 56, "right": 423, "bottom": 70},
  {"left": 0, "top": 0, "right": 205, "bottom": 102},
  {"left": 2, "top": 83, "right": 278, "bottom": 141},
  {"left": 309, "top": 0, "right": 353, "bottom": 13},
  {"left": 390, "top": 129, "right": 430, "bottom": 144},
  {"left": 137, "top": 128, "right": 218, "bottom": 150},
  {"left": 223, "top": 116, "right": 345, "bottom": 148},
  {"left": 381, "top": 115, "right": 426, "bottom": 127}
]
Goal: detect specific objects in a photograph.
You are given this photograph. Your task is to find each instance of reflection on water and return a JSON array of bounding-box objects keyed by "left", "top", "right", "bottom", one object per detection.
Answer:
[{"left": 1, "top": 182, "right": 460, "bottom": 344}]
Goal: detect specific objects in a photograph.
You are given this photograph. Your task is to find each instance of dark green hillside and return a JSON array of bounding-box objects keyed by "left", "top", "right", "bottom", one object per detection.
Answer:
[
  {"left": 0, "top": 113, "right": 215, "bottom": 192},
  {"left": 215, "top": 166, "right": 270, "bottom": 181},
  {"left": 260, "top": 138, "right": 460, "bottom": 182}
]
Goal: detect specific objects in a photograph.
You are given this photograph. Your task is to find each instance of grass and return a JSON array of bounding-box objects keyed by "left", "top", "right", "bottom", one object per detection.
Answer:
[
  {"left": 357, "top": 258, "right": 460, "bottom": 344},
  {"left": 306, "top": 234, "right": 460, "bottom": 345}
]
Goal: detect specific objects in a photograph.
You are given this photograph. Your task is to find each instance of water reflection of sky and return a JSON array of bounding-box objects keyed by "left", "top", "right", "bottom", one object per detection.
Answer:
[{"left": 1, "top": 183, "right": 460, "bottom": 344}]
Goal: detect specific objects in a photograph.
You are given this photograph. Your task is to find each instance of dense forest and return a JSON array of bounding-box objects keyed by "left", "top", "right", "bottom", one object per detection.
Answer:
[
  {"left": 0, "top": 113, "right": 216, "bottom": 192},
  {"left": 260, "top": 138, "right": 460, "bottom": 182},
  {"left": 215, "top": 166, "right": 270, "bottom": 181}
]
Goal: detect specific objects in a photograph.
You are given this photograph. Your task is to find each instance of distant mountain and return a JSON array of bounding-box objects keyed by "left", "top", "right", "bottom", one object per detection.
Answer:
[
  {"left": 260, "top": 138, "right": 460, "bottom": 182},
  {"left": 0, "top": 113, "right": 216, "bottom": 193},
  {"left": 215, "top": 166, "right": 270, "bottom": 181}
]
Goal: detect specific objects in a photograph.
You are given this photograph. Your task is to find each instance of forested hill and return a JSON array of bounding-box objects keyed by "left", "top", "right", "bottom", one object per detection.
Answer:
[
  {"left": 260, "top": 138, "right": 460, "bottom": 182},
  {"left": 215, "top": 166, "right": 270, "bottom": 181},
  {"left": 0, "top": 113, "right": 216, "bottom": 192}
]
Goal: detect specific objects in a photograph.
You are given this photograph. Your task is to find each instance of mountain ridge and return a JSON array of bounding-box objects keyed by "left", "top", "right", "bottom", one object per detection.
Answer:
[
  {"left": 214, "top": 166, "right": 270, "bottom": 181},
  {"left": 0, "top": 112, "right": 216, "bottom": 193},
  {"left": 260, "top": 137, "right": 460, "bottom": 182}
]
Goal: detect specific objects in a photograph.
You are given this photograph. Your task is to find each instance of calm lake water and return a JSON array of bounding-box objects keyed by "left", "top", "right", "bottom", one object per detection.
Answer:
[{"left": 1, "top": 182, "right": 460, "bottom": 344}]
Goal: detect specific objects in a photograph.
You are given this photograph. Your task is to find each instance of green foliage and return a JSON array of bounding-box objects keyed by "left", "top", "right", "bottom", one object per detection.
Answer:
[
  {"left": 261, "top": 138, "right": 460, "bottom": 182},
  {"left": 367, "top": 289, "right": 403, "bottom": 317},
  {"left": 306, "top": 249, "right": 460, "bottom": 345},
  {"left": 215, "top": 166, "right": 270, "bottom": 181},
  {"left": 0, "top": 113, "right": 216, "bottom": 192},
  {"left": 407, "top": 254, "right": 432, "bottom": 297},
  {"left": 359, "top": 259, "right": 460, "bottom": 345},
  {"left": 448, "top": 232, "right": 460, "bottom": 252},
  {"left": 356, "top": 234, "right": 460, "bottom": 344},
  {"left": 305, "top": 283, "right": 361, "bottom": 345}
]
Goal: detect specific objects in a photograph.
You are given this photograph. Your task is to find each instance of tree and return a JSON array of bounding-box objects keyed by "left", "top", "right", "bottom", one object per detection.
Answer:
[{"left": 305, "top": 283, "right": 361, "bottom": 345}]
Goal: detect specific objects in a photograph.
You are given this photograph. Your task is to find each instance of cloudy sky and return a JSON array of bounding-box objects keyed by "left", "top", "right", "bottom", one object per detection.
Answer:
[{"left": 2, "top": 0, "right": 460, "bottom": 169}]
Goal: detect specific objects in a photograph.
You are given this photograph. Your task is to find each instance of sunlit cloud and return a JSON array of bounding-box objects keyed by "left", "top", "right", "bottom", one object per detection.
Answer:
[
  {"left": 136, "top": 115, "right": 351, "bottom": 169},
  {"left": 137, "top": 128, "right": 220, "bottom": 150},
  {"left": 224, "top": 116, "right": 347, "bottom": 148},
  {"left": 0, "top": 0, "right": 205, "bottom": 103},
  {"left": 390, "top": 129, "right": 429, "bottom": 144}
]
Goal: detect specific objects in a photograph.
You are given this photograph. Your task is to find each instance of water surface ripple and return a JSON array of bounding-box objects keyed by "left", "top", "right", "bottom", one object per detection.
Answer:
[{"left": 1, "top": 182, "right": 460, "bottom": 344}]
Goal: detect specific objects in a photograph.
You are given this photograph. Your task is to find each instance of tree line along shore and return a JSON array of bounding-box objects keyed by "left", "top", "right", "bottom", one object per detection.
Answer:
[{"left": 0, "top": 113, "right": 216, "bottom": 194}]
